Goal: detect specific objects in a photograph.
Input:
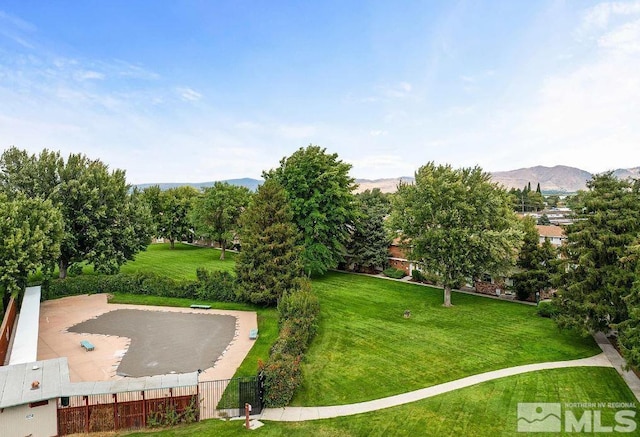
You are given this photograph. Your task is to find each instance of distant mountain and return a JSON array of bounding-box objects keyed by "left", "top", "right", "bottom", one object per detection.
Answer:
[
  {"left": 354, "top": 165, "right": 640, "bottom": 194},
  {"left": 354, "top": 177, "right": 414, "bottom": 193},
  {"left": 490, "top": 165, "right": 593, "bottom": 193},
  {"left": 135, "top": 178, "right": 263, "bottom": 192},
  {"left": 613, "top": 167, "right": 640, "bottom": 180},
  {"left": 137, "top": 166, "right": 640, "bottom": 195}
]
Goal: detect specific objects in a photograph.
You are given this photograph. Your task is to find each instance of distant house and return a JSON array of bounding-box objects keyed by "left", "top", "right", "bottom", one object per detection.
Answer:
[
  {"left": 523, "top": 207, "right": 575, "bottom": 225},
  {"left": 388, "top": 238, "right": 413, "bottom": 275},
  {"left": 535, "top": 225, "right": 567, "bottom": 247}
]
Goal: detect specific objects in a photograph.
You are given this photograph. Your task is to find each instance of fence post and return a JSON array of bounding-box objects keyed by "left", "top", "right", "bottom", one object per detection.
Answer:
[
  {"left": 245, "top": 403, "right": 250, "bottom": 429},
  {"left": 84, "top": 396, "right": 89, "bottom": 434},
  {"left": 113, "top": 393, "right": 119, "bottom": 431},
  {"left": 141, "top": 391, "right": 146, "bottom": 428}
]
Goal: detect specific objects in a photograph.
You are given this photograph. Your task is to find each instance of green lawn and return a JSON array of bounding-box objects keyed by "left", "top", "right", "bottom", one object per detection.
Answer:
[
  {"left": 119, "top": 243, "right": 237, "bottom": 279},
  {"left": 292, "top": 272, "right": 600, "bottom": 406},
  {"left": 63, "top": 245, "right": 635, "bottom": 436},
  {"left": 122, "top": 367, "right": 637, "bottom": 437}
]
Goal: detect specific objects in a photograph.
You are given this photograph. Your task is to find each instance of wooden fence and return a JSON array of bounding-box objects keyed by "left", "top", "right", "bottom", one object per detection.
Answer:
[
  {"left": 57, "top": 386, "right": 198, "bottom": 435},
  {"left": 0, "top": 297, "right": 17, "bottom": 365}
]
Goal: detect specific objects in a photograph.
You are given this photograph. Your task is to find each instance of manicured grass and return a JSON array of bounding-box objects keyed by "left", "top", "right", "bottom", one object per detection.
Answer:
[
  {"left": 108, "top": 293, "right": 277, "bottom": 377},
  {"left": 119, "top": 243, "right": 237, "bottom": 280},
  {"left": 122, "top": 367, "right": 637, "bottom": 436},
  {"left": 292, "top": 272, "right": 600, "bottom": 406}
]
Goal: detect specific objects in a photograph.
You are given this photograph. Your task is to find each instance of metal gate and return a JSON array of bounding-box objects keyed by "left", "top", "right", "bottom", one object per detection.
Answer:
[{"left": 198, "top": 373, "right": 263, "bottom": 420}]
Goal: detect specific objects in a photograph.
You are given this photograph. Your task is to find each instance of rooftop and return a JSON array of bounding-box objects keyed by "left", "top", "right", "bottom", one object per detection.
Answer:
[{"left": 0, "top": 357, "right": 198, "bottom": 409}]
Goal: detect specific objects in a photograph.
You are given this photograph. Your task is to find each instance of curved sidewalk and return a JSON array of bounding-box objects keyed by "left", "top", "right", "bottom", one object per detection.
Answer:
[{"left": 259, "top": 353, "right": 611, "bottom": 422}]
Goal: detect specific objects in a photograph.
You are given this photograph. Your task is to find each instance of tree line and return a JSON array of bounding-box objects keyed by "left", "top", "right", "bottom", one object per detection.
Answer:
[{"left": 2, "top": 145, "right": 640, "bottom": 369}]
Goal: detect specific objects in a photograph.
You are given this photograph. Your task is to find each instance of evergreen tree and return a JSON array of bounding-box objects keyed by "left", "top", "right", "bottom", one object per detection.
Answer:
[
  {"left": 347, "top": 189, "right": 391, "bottom": 272},
  {"left": 556, "top": 173, "right": 640, "bottom": 335},
  {"left": 235, "top": 179, "right": 305, "bottom": 306},
  {"left": 512, "top": 217, "right": 557, "bottom": 300}
]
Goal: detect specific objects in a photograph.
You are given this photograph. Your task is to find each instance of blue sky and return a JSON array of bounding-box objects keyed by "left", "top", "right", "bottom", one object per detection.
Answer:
[{"left": 1, "top": 1, "right": 639, "bottom": 184}]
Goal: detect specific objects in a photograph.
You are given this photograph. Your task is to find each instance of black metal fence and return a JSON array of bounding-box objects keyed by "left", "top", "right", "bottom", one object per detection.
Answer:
[{"left": 198, "top": 374, "right": 263, "bottom": 420}]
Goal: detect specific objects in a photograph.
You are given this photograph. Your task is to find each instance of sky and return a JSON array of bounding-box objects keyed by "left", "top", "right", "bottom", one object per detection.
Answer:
[{"left": 1, "top": 1, "right": 639, "bottom": 184}]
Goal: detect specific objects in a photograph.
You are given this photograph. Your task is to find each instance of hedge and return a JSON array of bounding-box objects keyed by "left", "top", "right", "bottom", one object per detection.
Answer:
[
  {"left": 383, "top": 267, "right": 406, "bottom": 279},
  {"left": 43, "top": 269, "right": 236, "bottom": 303},
  {"left": 261, "top": 284, "right": 320, "bottom": 407}
]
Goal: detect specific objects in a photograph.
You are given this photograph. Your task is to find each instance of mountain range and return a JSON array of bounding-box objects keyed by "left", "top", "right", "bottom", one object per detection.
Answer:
[{"left": 136, "top": 165, "right": 640, "bottom": 195}]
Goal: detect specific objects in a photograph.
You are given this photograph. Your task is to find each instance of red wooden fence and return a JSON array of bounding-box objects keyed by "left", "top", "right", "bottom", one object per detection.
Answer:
[{"left": 0, "top": 297, "right": 17, "bottom": 365}]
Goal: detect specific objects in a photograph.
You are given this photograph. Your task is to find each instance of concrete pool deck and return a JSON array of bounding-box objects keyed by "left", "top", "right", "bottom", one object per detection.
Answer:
[{"left": 37, "top": 294, "right": 258, "bottom": 383}]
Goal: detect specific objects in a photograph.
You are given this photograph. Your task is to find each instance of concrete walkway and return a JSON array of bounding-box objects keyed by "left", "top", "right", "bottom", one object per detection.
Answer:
[
  {"left": 259, "top": 353, "right": 611, "bottom": 421},
  {"left": 594, "top": 332, "right": 640, "bottom": 402}
]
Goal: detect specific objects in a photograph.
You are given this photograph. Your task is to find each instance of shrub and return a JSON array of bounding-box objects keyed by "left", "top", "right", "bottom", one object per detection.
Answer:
[
  {"left": 262, "top": 280, "right": 319, "bottom": 406},
  {"left": 195, "top": 268, "right": 237, "bottom": 302},
  {"left": 383, "top": 267, "right": 406, "bottom": 279},
  {"left": 537, "top": 299, "right": 559, "bottom": 318},
  {"left": 44, "top": 272, "right": 196, "bottom": 300},
  {"left": 45, "top": 275, "right": 105, "bottom": 299},
  {"left": 261, "top": 353, "right": 302, "bottom": 408},
  {"left": 278, "top": 287, "right": 320, "bottom": 332},
  {"left": 411, "top": 269, "right": 425, "bottom": 282}
]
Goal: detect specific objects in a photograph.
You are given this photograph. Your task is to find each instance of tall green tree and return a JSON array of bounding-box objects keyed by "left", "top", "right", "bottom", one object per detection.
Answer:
[
  {"left": 509, "top": 185, "right": 545, "bottom": 213},
  {"left": 389, "top": 163, "right": 523, "bottom": 306},
  {"left": 235, "top": 179, "right": 305, "bottom": 306},
  {"left": 347, "top": 189, "right": 391, "bottom": 272},
  {"left": 555, "top": 173, "right": 640, "bottom": 335},
  {"left": 618, "top": 240, "right": 640, "bottom": 369},
  {"left": 141, "top": 185, "right": 163, "bottom": 236},
  {"left": 0, "top": 193, "right": 63, "bottom": 308},
  {"left": 511, "top": 217, "right": 557, "bottom": 301},
  {"left": 1, "top": 147, "right": 153, "bottom": 278},
  {"left": 545, "top": 195, "right": 560, "bottom": 208},
  {"left": 190, "top": 182, "right": 251, "bottom": 260},
  {"left": 143, "top": 185, "right": 200, "bottom": 249},
  {"left": 263, "top": 145, "right": 357, "bottom": 275}
]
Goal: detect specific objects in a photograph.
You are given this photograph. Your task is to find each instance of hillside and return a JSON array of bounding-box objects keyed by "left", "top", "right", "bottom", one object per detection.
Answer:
[
  {"left": 490, "top": 165, "right": 593, "bottom": 192},
  {"left": 137, "top": 166, "right": 640, "bottom": 195},
  {"left": 135, "top": 178, "right": 262, "bottom": 192}
]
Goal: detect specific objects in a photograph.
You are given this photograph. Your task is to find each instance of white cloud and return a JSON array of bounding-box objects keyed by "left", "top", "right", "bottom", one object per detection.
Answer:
[
  {"left": 74, "top": 70, "right": 105, "bottom": 81},
  {"left": 349, "top": 154, "right": 410, "bottom": 173},
  {"left": 501, "top": 4, "right": 640, "bottom": 173},
  {"left": 277, "top": 123, "right": 316, "bottom": 139},
  {"left": 445, "top": 106, "right": 475, "bottom": 117},
  {"left": 598, "top": 18, "right": 640, "bottom": 52},
  {"left": 579, "top": 1, "right": 640, "bottom": 34},
  {"left": 0, "top": 10, "right": 36, "bottom": 32},
  {"left": 0, "top": 10, "right": 36, "bottom": 48},
  {"left": 176, "top": 87, "right": 202, "bottom": 102},
  {"left": 380, "top": 81, "right": 412, "bottom": 98},
  {"left": 369, "top": 130, "right": 388, "bottom": 136}
]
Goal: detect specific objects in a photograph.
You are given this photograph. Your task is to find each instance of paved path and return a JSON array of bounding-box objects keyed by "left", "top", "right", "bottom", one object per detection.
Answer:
[
  {"left": 594, "top": 332, "right": 640, "bottom": 402},
  {"left": 259, "top": 353, "right": 611, "bottom": 421}
]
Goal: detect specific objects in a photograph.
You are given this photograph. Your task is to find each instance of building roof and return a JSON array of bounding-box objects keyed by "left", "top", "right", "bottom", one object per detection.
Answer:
[
  {"left": 0, "top": 357, "right": 198, "bottom": 409},
  {"left": 0, "top": 357, "right": 69, "bottom": 408},
  {"left": 536, "top": 225, "right": 566, "bottom": 239},
  {"left": 63, "top": 372, "right": 198, "bottom": 397}
]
